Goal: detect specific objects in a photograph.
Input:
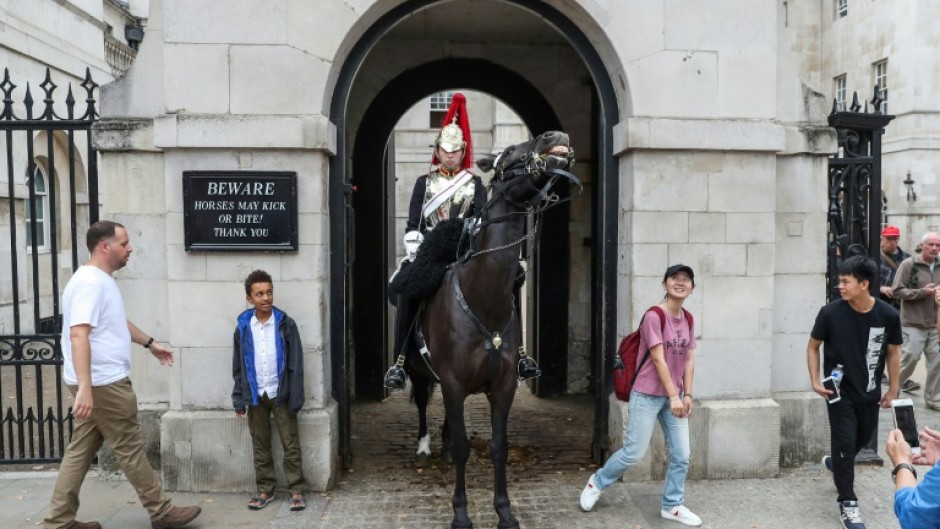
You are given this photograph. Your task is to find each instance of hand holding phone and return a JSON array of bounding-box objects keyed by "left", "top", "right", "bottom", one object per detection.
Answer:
[
  {"left": 892, "top": 398, "right": 921, "bottom": 454},
  {"left": 822, "top": 376, "right": 841, "bottom": 404}
]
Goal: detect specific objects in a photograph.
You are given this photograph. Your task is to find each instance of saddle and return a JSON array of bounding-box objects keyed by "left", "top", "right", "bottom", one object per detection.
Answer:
[{"left": 389, "top": 218, "right": 465, "bottom": 301}]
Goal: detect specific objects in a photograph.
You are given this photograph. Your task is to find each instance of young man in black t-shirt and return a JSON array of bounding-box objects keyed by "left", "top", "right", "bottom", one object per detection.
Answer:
[{"left": 807, "top": 256, "right": 902, "bottom": 529}]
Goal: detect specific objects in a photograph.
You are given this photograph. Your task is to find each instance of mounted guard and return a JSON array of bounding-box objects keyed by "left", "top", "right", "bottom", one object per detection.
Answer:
[{"left": 384, "top": 92, "right": 541, "bottom": 390}]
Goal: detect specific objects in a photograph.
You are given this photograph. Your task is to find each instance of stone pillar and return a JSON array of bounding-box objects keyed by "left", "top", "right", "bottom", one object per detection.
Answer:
[{"left": 610, "top": 117, "right": 786, "bottom": 479}]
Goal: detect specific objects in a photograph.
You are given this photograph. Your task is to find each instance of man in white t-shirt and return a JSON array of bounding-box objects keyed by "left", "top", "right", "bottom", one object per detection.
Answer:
[{"left": 44, "top": 221, "right": 202, "bottom": 529}]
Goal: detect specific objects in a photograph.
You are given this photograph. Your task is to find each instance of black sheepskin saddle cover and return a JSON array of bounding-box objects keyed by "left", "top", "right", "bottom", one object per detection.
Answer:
[{"left": 389, "top": 218, "right": 466, "bottom": 300}]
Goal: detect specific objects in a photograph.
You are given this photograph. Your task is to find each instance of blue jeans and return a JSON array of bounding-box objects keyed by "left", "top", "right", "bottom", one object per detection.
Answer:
[{"left": 594, "top": 391, "right": 691, "bottom": 509}]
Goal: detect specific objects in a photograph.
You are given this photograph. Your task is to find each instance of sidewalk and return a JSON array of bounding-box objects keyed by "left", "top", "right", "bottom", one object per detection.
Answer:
[
  {"left": 4, "top": 384, "right": 936, "bottom": 529},
  {"left": 0, "top": 460, "right": 909, "bottom": 529}
]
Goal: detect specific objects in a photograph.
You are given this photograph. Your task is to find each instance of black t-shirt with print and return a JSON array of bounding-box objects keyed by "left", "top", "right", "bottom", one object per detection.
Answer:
[{"left": 811, "top": 298, "right": 902, "bottom": 403}]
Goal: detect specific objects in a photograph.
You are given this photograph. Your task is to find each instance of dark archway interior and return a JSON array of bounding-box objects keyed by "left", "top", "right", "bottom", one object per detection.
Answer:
[{"left": 351, "top": 58, "right": 572, "bottom": 400}]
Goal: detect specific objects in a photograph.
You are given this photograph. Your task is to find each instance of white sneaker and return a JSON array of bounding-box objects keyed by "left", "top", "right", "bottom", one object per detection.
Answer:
[
  {"left": 661, "top": 505, "right": 703, "bottom": 527},
  {"left": 579, "top": 474, "right": 601, "bottom": 512}
]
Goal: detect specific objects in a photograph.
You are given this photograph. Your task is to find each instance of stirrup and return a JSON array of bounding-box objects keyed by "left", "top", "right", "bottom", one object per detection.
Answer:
[
  {"left": 384, "top": 366, "right": 406, "bottom": 389},
  {"left": 517, "top": 357, "right": 541, "bottom": 381},
  {"left": 384, "top": 356, "right": 407, "bottom": 389}
]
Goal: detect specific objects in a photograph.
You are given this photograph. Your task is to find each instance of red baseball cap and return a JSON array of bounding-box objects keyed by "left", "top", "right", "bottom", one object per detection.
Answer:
[{"left": 882, "top": 225, "right": 901, "bottom": 237}]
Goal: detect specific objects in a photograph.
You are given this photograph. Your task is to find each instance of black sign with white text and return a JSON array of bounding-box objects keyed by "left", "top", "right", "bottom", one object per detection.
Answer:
[{"left": 183, "top": 171, "right": 298, "bottom": 251}]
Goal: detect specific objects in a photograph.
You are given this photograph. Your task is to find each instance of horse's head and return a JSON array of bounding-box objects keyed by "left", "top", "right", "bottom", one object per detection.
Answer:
[{"left": 477, "top": 131, "right": 578, "bottom": 207}]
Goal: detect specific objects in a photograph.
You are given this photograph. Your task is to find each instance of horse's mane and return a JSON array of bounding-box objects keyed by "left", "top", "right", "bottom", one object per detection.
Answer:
[{"left": 389, "top": 219, "right": 465, "bottom": 300}]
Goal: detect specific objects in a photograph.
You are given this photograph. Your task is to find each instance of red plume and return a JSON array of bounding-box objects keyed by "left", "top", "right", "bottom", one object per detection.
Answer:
[{"left": 431, "top": 92, "right": 473, "bottom": 169}]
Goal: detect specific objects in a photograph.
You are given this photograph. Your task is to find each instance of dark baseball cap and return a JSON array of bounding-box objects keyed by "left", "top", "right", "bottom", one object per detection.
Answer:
[{"left": 663, "top": 264, "right": 695, "bottom": 285}]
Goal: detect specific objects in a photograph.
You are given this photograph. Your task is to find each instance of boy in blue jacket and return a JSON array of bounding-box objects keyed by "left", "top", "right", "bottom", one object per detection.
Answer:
[{"left": 232, "top": 270, "right": 306, "bottom": 511}]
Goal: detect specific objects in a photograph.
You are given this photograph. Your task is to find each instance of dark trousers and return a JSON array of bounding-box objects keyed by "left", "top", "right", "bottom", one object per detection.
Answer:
[{"left": 826, "top": 398, "right": 879, "bottom": 502}]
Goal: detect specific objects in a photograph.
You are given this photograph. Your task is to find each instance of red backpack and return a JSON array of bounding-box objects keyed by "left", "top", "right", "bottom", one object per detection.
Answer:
[{"left": 613, "top": 306, "right": 693, "bottom": 402}]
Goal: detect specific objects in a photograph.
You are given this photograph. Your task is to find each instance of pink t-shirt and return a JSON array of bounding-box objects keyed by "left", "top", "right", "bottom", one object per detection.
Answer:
[{"left": 631, "top": 308, "right": 696, "bottom": 397}]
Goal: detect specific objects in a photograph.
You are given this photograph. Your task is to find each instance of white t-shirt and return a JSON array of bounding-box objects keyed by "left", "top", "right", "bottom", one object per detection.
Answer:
[{"left": 61, "top": 265, "right": 131, "bottom": 386}]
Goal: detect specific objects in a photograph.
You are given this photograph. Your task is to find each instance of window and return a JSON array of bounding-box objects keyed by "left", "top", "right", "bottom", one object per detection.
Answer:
[
  {"left": 834, "top": 75, "right": 847, "bottom": 111},
  {"left": 25, "top": 164, "right": 49, "bottom": 251},
  {"left": 874, "top": 59, "right": 888, "bottom": 113},
  {"left": 429, "top": 91, "right": 455, "bottom": 128},
  {"left": 836, "top": 0, "right": 848, "bottom": 18}
]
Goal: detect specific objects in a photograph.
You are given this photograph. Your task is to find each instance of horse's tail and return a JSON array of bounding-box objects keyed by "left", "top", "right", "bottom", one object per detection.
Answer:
[{"left": 409, "top": 374, "right": 436, "bottom": 406}]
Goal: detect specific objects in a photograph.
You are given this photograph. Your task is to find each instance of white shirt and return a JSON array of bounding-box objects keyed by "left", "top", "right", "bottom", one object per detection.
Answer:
[
  {"left": 251, "top": 314, "right": 279, "bottom": 397},
  {"left": 61, "top": 265, "right": 132, "bottom": 386}
]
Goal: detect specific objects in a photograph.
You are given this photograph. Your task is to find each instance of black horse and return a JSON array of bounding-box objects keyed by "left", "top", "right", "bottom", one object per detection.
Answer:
[{"left": 403, "top": 131, "right": 578, "bottom": 529}]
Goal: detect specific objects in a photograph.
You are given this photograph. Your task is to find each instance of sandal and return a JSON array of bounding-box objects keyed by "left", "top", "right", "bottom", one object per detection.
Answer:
[
  {"left": 289, "top": 494, "right": 306, "bottom": 512},
  {"left": 248, "top": 492, "right": 275, "bottom": 510}
]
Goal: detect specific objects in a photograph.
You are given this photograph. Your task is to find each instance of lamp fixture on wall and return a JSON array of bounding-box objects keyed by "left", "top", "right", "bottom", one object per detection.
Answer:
[{"left": 903, "top": 170, "right": 917, "bottom": 203}]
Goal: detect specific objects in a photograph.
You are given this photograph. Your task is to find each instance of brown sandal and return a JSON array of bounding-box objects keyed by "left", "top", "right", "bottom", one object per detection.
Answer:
[{"left": 289, "top": 494, "right": 306, "bottom": 511}]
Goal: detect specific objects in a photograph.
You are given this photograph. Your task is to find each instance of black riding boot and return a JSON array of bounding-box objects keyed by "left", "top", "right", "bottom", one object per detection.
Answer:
[
  {"left": 384, "top": 295, "right": 417, "bottom": 390},
  {"left": 511, "top": 270, "right": 540, "bottom": 381}
]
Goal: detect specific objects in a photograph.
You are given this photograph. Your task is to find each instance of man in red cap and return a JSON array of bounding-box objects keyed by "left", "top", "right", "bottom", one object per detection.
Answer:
[
  {"left": 879, "top": 226, "right": 910, "bottom": 309},
  {"left": 384, "top": 93, "right": 541, "bottom": 389}
]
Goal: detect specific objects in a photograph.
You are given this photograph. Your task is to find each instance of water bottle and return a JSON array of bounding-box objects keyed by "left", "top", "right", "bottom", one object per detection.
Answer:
[{"left": 831, "top": 364, "right": 844, "bottom": 387}]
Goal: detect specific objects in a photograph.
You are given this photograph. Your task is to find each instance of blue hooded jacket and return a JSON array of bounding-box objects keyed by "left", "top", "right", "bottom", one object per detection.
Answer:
[{"left": 232, "top": 307, "right": 305, "bottom": 414}]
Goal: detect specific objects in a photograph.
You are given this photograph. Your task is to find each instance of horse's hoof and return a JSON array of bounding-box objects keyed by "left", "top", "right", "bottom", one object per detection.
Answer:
[
  {"left": 451, "top": 521, "right": 473, "bottom": 529},
  {"left": 496, "top": 520, "right": 519, "bottom": 529},
  {"left": 415, "top": 453, "right": 432, "bottom": 468}
]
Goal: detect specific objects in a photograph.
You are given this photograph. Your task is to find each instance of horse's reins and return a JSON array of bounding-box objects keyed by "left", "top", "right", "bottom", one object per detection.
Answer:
[
  {"left": 445, "top": 147, "right": 582, "bottom": 357},
  {"left": 460, "top": 152, "right": 582, "bottom": 263},
  {"left": 411, "top": 145, "right": 582, "bottom": 383}
]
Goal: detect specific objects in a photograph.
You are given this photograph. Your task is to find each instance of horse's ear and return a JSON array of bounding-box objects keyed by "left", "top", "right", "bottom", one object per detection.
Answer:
[{"left": 476, "top": 154, "right": 497, "bottom": 173}]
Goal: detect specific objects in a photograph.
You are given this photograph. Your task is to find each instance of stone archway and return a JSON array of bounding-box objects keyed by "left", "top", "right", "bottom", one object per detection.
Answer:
[{"left": 329, "top": 0, "right": 621, "bottom": 467}]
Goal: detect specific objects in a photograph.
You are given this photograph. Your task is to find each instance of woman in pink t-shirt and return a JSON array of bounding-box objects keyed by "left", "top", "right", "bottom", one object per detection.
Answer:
[{"left": 578, "top": 264, "right": 702, "bottom": 527}]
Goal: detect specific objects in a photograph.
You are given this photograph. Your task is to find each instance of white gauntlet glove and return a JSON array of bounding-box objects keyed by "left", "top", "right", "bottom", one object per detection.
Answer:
[{"left": 403, "top": 230, "right": 424, "bottom": 261}]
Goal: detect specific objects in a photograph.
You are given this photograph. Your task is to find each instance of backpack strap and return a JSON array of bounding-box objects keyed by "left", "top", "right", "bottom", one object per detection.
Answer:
[{"left": 631, "top": 306, "right": 668, "bottom": 387}]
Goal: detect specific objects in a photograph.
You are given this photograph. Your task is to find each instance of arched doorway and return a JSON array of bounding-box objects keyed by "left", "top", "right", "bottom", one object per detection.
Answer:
[
  {"left": 329, "top": 0, "right": 620, "bottom": 467},
  {"left": 350, "top": 59, "right": 568, "bottom": 401}
]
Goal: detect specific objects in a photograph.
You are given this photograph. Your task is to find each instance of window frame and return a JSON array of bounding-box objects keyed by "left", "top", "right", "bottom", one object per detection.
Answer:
[
  {"left": 25, "top": 163, "right": 50, "bottom": 252},
  {"left": 835, "top": 0, "right": 848, "bottom": 18},
  {"left": 873, "top": 59, "right": 888, "bottom": 113},
  {"left": 834, "top": 74, "right": 847, "bottom": 112},
  {"left": 429, "top": 91, "right": 456, "bottom": 128}
]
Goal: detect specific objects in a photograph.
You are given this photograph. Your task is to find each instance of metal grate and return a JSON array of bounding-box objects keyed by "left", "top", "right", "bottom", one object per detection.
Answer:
[{"left": 0, "top": 67, "right": 98, "bottom": 463}]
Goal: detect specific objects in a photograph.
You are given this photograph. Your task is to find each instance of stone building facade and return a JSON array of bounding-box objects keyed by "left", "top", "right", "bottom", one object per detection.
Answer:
[
  {"left": 5, "top": 0, "right": 938, "bottom": 492},
  {"left": 821, "top": 0, "right": 940, "bottom": 247}
]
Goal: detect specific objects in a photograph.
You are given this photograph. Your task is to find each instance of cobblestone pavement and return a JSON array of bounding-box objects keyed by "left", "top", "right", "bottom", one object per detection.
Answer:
[{"left": 5, "top": 384, "right": 940, "bottom": 529}]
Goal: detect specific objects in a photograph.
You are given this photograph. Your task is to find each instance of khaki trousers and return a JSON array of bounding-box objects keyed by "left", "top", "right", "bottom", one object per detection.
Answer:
[
  {"left": 247, "top": 393, "right": 306, "bottom": 495},
  {"left": 44, "top": 378, "right": 171, "bottom": 529},
  {"left": 899, "top": 326, "right": 940, "bottom": 408}
]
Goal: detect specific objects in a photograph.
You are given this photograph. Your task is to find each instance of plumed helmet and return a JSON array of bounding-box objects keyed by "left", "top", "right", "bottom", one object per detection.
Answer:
[
  {"left": 432, "top": 92, "right": 473, "bottom": 169},
  {"left": 437, "top": 121, "right": 466, "bottom": 153}
]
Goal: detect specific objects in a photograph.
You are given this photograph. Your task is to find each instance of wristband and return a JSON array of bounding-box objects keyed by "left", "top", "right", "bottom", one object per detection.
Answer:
[
  {"left": 683, "top": 394, "right": 692, "bottom": 399},
  {"left": 143, "top": 337, "right": 154, "bottom": 349},
  {"left": 670, "top": 396, "right": 681, "bottom": 402},
  {"left": 892, "top": 463, "right": 917, "bottom": 480}
]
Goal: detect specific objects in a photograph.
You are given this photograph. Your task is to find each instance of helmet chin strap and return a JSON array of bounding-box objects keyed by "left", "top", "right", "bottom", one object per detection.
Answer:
[{"left": 438, "top": 155, "right": 465, "bottom": 176}]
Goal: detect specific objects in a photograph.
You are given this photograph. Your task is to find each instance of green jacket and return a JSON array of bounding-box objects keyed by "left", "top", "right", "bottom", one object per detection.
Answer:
[{"left": 892, "top": 253, "right": 940, "bottom": 328}]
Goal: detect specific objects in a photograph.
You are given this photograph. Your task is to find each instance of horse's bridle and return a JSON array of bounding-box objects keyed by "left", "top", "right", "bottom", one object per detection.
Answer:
[
  {"left": 456, "top": 147, "right": 581, "bottom": 263},
  {"left": 446, "top": 144, "right": 582, "bottom": 356}
]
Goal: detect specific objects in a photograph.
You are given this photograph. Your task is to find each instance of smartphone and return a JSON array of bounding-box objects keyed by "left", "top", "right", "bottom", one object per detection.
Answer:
[
  {"left": 892, "top": 399, "right": 922, "bottom": 454},
  {"left": 822, "top": 376, "right": 841, "bottom": 403}
]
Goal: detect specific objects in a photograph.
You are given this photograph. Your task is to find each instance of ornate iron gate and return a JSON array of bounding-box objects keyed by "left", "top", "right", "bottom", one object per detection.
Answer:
[
  {"left": 0, "top": 67, "right": 98, "bottom": 463},
  {"left": 826, "top": 87, "right": 894, "bottom": 301},
  {"left": 826, "top": 87, "right": 893, "bottom": 464}
]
